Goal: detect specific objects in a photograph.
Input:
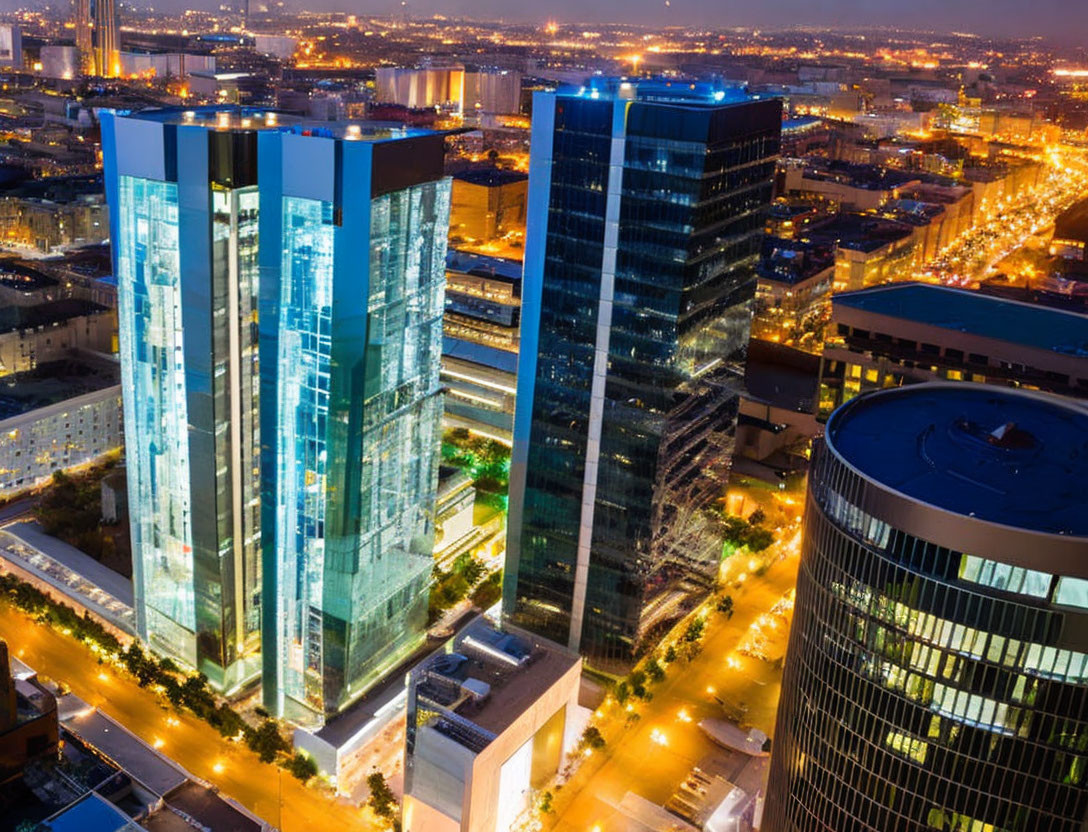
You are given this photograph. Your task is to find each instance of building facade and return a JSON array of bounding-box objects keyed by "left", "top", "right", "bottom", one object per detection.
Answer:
[
  {"left": 259, "top": 123, "right": 449, "bottom": 722},
  {"left": 102, "top": 109, "right": 450, "bottom": 715},
  {"left": 0, "top": 300, "right": 113, "bottom": 378},
  {"left": 403, "top": 616, "right": 581, "bottom": 832},
  {"left": 505, "top": 79, "right": 781, "bottom": 673},
  {"left": 765, "top": 384, "right": 1088, "bottom": 831},
  {"left": 75, "top": 0, "right": 119, "bottom": 77},
  {"left": 0, "top": 354, "right": 122, "bottom": 497},
  {"left": 442, "top": 250, "right": 521, "bottom": 442},
  {"left": 818, "top": 282, "right": 1088, "bottom": 419}
]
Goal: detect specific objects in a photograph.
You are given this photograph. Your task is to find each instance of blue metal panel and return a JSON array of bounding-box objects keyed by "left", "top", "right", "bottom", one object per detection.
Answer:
[
  {"left": 281, "top": 132, "right": 336, "bottom": 201},
  {"left": 503, "top": 90, "right": 554, "bottom": 613},
  {"left": 111, "top": 116, "right": 167, "bottom": 181}
]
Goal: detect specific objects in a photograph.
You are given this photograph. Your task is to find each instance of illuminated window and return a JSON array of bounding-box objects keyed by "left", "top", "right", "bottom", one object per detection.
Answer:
[
  {"left": 959, "top": 554, "right": 1051, "bottom": 599},
  {"left": 1054, "top": 577, "right": 1088, "bottom": 609},
  {"left": 885, "top": 731, "right": 928, "bottom": 764}
]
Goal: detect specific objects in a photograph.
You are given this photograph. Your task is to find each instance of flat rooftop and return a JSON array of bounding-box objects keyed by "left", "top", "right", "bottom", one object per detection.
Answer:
[
  {"left": 1055, "top": 197, "right": 1088, "bottom": 244},
  {"left": 447, "top": 249, "right": 523, "bottom": 283},
  {"left": 164, "top": 782, "right": 260, "bottom": 832},
  {"left": 0, "top": 261, "right": 60, "bottom": 292},
  {"left": 834, "top": 282, "right": 1088, "bottom": 357},
  {"left": 801, "top": 160, "right": 920, "bottom": 192},
  {"left": 0, "top": 355, "right": 120, "bottom": 422},
  {"left": 556, "top": 77, "right": 753, "bottom": 106},
  {"left": 117, "top": 106, "right": 438, "bottom": 142},
  {"left": 0, "top": 299, "right": 107, "bottom": 335},
  {"left": 826, "top": 385, "right": 1088, "bottom": 537},
  {"left": 414, "top": 617, "right": 578, "bottom": 741},
  {"left": 59, "top": 696, "right": 189, "bottom": 797},
  {"left": 804, "top": 213, "right": 914, "bottom": 253},
  {"left": 453, "top": 167, "right": 528, "bottom": 188}
]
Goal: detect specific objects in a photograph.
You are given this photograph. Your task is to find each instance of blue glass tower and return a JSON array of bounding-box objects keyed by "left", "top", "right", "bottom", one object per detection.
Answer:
[
  {"left": 505, "top": 80, "right": 782, "bottom": 673},
  {"left": 102, "top": 109, "right": 449, "bottom": 717}
]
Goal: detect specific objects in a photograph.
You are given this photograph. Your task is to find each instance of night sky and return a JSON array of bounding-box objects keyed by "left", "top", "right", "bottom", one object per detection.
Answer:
[
  {"left": 318, "top": 0, "right": 1081, "bottom": 41},
  {"left": 2, "top": 0, "right": 1084, "bottom": 42}
]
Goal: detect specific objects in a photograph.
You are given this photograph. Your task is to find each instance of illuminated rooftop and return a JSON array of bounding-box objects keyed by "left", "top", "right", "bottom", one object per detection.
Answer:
[
  {"left": 116, "top": 106, "right": 438, "bottom": 141},
  {"left": 555, "top": 76, "right": 753, "bottom": 106}
]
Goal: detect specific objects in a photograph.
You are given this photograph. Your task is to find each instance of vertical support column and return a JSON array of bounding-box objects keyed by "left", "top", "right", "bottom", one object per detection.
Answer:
[{"left": 567, "top": 100, "right": 628, "bottom": 653}]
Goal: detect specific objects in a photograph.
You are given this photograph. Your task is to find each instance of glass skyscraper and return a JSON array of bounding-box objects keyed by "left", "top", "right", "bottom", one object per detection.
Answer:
[
  {"left": 504, "top": 79, "right": 782, "bottom": 673},
  {"left": 103, "top": 109, "right": 449, "bottom": 719},
  {"left": 766, "top": 384, "right": 1088, "bottom": 831}
]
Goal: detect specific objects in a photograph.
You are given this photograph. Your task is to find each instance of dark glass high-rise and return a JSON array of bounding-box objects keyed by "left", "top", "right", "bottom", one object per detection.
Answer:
[{"left": 505, "top": 78, "right": 782, "bottom": 673}]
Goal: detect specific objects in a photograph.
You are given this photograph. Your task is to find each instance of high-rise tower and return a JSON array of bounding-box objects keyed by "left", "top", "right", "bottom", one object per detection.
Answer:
[
  {"left": 74, "top": 0, "right": 119, "bottom": 77},
  {"left": 504, "top": 79, "right": 781, "bottom": 673},
  {"left": 102, "top": 109, "right": 450, "bottom": 717},
  {"left": 765, "top": 383, "right": 1088, "bottom": 831}
]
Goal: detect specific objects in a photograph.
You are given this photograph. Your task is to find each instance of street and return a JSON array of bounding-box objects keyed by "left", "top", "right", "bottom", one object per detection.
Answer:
[
  {"left": 0, "top": 601, "right": 379, "bottom": 832},
  {"left": 545, "top": 540, "right": 800, "bottom": 832}
]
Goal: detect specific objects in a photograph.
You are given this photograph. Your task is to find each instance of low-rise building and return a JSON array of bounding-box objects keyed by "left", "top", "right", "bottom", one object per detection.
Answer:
[
  {"left": 818, "top": 282, "right": 1088, "bottom": 418},
  {"left": 1052, "top": 197, "right": 1088, "bottom": 264},
  {"left": 804, "top": 213, "right": 918, "bottom": 291},
  {"left": 404, "top": 617, "right": 583, "bottom": 832},
  {"left": 782, "top": 159, "right": 922, "bottom": 211},
  {"left": 752, "top": 237, "right": 835, "bottom": 353},
  {"left": 0, "top": 352, "right": 122, "bottom": 495},
  {"left": 1, "top": 639, "right": 59, "bottom": 783},
  {"left": 0, "top": 299, "right": 113, "bottom": 378},
  {"left": 449, "top": 168, "right": 528, "bottom": 249},
  {"left": 442, "top": 251, "right": 521, "bottom": 441}
]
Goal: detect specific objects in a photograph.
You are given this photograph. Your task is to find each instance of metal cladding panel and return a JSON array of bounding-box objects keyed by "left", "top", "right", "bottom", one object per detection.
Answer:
[
  {"left": 100, "top": 111, "right": 121, "bottom": 277},
  {"left": 370, "top": 134, "right": 445, "bottom": 198},
  {"left": 327, "top": 138, "right": 372, "bottom": 562},
  {"left": 111, "top": 115, "right": 168, "bottom": 181},
  {"left": 503, "top": 90, "right": 555, "bottom": 616},
  {"left": 256, "top": 128, "right": 285, "bottom": 717},
  {"left": 281, "top": 132, "right": 336, "bottom": 202}
]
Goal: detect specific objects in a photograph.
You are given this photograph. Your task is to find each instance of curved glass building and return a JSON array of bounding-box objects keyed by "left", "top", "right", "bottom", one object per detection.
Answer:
[{"left": 765, "top": 383, "right": 1088, "bottom": 831}]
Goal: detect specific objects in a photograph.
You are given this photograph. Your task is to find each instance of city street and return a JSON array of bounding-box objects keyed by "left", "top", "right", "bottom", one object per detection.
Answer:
[
  {"left": 545, "top": 538, "right": 800, "bottom": 832},
  {"left": 917, "top": 144, "right": 1088, "bottom": 287},
  {"left": 0, "top": 602, "right": 378, "bottom": 832}
]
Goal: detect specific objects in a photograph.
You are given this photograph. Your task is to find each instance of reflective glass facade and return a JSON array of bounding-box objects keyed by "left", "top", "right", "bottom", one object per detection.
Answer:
[
  {"left": 116, "top": 175, "right": 199, "bottom": 664},
  {"left": 766, "top": 387, "right": 1088, "bottom": 832},
  {"left": 269, "top": 176, "right": 449, "bottom": 720},
  {"left": 506, "top": 81, "right": 782, "bottom": 673},
  {"left": 104, "top": 110, "right": 451, "bottom": 716},
  {"left": 110, "top": 125, "right": 263, "bottom": 692}
]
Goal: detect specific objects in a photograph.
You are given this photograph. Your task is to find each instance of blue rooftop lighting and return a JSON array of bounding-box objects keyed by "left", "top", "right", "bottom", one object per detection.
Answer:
[{"left": 555, "top": 76, "right": 751, "bottom": 105}]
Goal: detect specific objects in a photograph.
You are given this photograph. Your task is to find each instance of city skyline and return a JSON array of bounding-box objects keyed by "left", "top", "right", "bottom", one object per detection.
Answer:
[
  {"left": 0, "top": 3, "right": 1085, "bottom": 830},
  {"left": 4, "top": 1, "right": 1084, "bottom": 42}
]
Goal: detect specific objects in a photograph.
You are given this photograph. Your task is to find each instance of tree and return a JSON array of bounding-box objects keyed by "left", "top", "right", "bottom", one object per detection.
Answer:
[
  {"left": 716, "top": 595, "right": 734, "bottom": 617},
  {"left": 645, "top": 658, "right": 665, "bottom": 684},
  {"left": 682, "top": 617, "right": 706, "bottom": 643},
  {"left": 721, "top": 515, "right": 749, "bottom": 546},
  {"left": 367, "top": 771, "right": 398, "bottom": 821},
  {"left": 538, "top": 790, "right": 554, "bottom": 813},
  {"left": 579, "top": 726, "right": 606, "bottom": 751},
  {"left": 246, "top": 718, "right": 288, "bottom": 763},
  {"left": 613, "top": 681, "right": 630, "bottom": 705},
  {"left": 748, "top": 508, "right": 766, "bottom": 527},
  {"left": 746, "top": 527, "right": 775, "bottom": 552},
  {"left": 287, "top": 751, "right": 319, "bottom": 782}
]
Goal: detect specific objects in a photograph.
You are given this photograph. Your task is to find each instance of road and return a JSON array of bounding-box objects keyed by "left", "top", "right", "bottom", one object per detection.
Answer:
[
  {"left": 0, "top": 497, "right": 35, "bottom": 527},
  {"left": 916, "top": 143, "right": 1088, "bottom": 287},
  {"left": 0, "top": 601, "right": 377, "bottom": 832},
  {"left": 545, "top": 545, "right": 800, "bottom": 832}
]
